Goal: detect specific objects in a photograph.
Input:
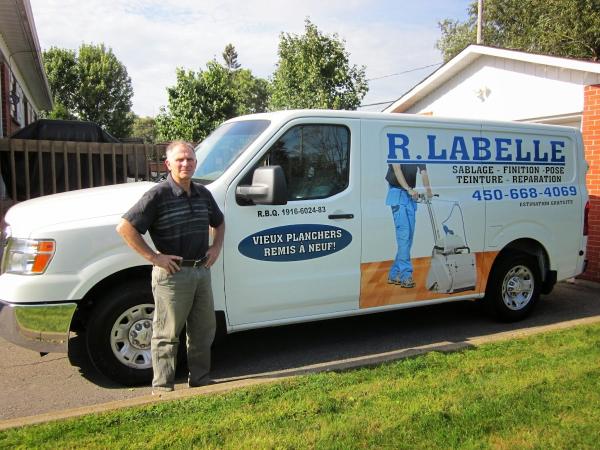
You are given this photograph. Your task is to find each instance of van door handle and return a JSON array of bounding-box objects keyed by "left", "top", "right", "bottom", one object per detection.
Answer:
[{"left": 328, "top": 214, "right": 354, "bottom": 220}]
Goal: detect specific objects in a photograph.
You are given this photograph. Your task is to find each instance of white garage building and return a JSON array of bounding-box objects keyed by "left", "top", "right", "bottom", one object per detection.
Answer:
[{"left": 385, "top": 45, "right": 600, "bottom": 281}]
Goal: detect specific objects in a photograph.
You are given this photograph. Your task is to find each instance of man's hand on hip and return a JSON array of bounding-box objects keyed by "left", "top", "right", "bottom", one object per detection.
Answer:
[
  {"left": 152, "top": 253, "right": 182, "bottom": 274},
  {"left": 204, "top": 245, "right": 221, "bottom": 268}
]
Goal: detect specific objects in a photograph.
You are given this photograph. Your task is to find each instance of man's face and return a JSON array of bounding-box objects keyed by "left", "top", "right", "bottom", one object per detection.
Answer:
[{"left": 165, "top": 144, "right": 197, "bottom": 183}]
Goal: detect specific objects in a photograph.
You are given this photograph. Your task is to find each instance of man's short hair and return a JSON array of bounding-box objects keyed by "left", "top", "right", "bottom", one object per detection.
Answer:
[{"left": 165, "top": 140, "right": 195, "bottom": 158}]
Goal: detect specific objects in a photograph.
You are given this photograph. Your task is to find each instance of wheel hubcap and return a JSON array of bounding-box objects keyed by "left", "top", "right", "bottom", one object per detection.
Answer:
[
  {"left": 502, "top": 265, "right": 534, "bottom": 310},
  {"left": 110, "top": 304, "right": 154, "bottom": 369},
  {"left": 129, "top": 319, "right": 152, "bottom": 349}
]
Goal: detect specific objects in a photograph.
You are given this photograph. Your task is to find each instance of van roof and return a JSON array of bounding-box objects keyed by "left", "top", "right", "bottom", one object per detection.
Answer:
[{"left": 227, "top": 109, "right": 579, "bottom": 133}]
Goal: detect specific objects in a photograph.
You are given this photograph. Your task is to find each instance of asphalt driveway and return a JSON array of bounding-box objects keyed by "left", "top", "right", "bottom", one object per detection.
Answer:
[{"left": 1, "top": 279, "right": 598, "bottom": 423}]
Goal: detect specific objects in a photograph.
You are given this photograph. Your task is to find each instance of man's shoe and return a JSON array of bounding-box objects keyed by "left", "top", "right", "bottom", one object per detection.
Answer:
[
  {"left": 388, "top": 276, "right": 415, "bottom": 288},
  {"left": 387, "top": 276, "right": 401, "bottom": 285},
  {"left": 399, "top": 277, "right": 415, "bottom": 288},
  {"left": 152, "top": 386, "right": 174, "bottom": 396}
]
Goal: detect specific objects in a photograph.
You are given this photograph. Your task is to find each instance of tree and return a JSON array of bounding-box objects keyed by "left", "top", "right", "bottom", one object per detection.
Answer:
[
  {"left": 437, "top": 18, "right": 476, "bottom": 63},
  {"left": 44, "top": 101, "right": 76, "bottom": 120},
  {"left": 43, "top": 43, "right": 135, "bottom": 137},
  {"left": 231, "top": 68, "right": 270, "bottom": 115},
  {"left": 437, "top": 0, "right": 600, "bottom": 62},
  {"left": 131, "top": 116, "right": 157, "bottom": 143},
  {"left": 223, "top": 43, "right": 241, "bottom": 70},
  {"left": 43, "top": 47, "right": 78, "bottom": 118},
  {"left": 156, "top": 61, "right": 237, "bottom": 142},
  {"left": 270, "top": 19, "right": 368, "bottom": 111},
  {"left": 223, "top": 44, "right": 270, "bottom": 115},
  {"left": 156, "top": 46, "right": 270, "bottom": 142}
]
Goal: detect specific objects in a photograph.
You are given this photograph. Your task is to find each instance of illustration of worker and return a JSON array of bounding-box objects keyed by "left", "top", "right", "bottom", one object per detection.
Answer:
[{"left": 385, "top": 163, "right": 433, "bottom": 288}]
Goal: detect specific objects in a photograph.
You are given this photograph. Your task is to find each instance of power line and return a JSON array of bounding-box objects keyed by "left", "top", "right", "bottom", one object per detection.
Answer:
[
  {"left": 360, "top": 100, "right": 396, "bottom": 107},
  {"left": 366, "top": 62, "right": 442, "bottom": 82},
  {"left": 360, "top": 62, "right": 445, "bottom": 109}
]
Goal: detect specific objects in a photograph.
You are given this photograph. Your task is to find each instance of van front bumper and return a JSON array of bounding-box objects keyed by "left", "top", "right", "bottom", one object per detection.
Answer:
[{"left": 0, "top": 299, "right": 76, "bottom": 353}]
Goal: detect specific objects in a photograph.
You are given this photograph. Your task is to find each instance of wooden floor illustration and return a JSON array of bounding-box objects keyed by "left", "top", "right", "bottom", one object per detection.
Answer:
[{"left": 359, "top": 252, "right": 498, "bottom": 308}]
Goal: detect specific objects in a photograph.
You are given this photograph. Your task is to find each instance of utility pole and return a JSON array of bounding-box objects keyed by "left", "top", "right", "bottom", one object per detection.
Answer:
[{"left": 477, "top": 0, "right": 484, "bottom": 44}]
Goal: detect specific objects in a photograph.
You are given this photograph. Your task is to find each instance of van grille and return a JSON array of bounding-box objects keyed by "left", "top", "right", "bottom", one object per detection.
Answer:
[{"left": 0, "top": 225, "right": 10, "bottom": 275}]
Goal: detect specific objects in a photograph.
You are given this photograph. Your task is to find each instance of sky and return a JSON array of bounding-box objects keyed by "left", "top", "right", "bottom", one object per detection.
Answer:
[{"left": 29, "top": 0, "right": 471, "bottom": 117}]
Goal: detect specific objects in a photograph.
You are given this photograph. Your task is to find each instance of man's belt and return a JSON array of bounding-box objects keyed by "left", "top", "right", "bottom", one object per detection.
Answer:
[{"left": 179, "top": 256, "right": 208, "bottom": 268}]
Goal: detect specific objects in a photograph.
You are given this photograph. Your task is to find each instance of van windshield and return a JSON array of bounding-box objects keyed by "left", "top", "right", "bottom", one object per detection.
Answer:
[{"left": 193, "top": 120, "right": 270, "bottom": 183}]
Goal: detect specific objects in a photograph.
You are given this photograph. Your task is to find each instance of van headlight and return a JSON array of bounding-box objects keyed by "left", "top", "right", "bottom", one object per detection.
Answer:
[{"left": 1, "top": 235, "right": 56, "bottom": 275}]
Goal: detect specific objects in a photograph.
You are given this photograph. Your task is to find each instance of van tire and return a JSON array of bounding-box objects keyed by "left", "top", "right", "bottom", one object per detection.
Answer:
[
  {"left": 86, "top": 282, "right": 154, "bottom": 386},
  {"left": 485, "top": 252, "right": 541, "bottom": 322}
]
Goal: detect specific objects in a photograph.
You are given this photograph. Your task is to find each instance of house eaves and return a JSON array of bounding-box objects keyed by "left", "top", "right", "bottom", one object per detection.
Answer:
[
  {"left": 385, "top": 45, "right": 600, "bottom": 114},
  {"left": 0, "top": 0, "right": 52, "bottom": 110}
]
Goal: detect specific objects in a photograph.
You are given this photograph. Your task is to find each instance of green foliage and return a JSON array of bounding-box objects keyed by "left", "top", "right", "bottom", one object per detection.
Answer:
[
  {"left": 231, "top": 69, "right": 270, "bottom": 116},
  {"left": 156, "top": 47, "right": 269, "bottom": 143},
  {"left": 43, "top": 43, "right": 134, "bottom": 137},
  {"left": 437, "top": 18, "right": 477, "bottom": 63},
  {"left": 131, "top": 116, "right": 157, "bottom": 144},
  {"left": 44, "top": 101, "right": 76, "bottom": 120},
  {"left": 2, "top": 323, "right": 599, "bottom": 448},
  {"left": 222, "top": 43, "right": 241, "bottom": 70},
  {"left": 155, "top": 62, "right": 237, "bottom": 143},
  {"left": 437, "top": 0, "right": 600, "bottom": 62},
  {"left": 14, "top": 305, "right": 74, "bottom": 333},
  {"left": 270, "top": 19, "right": 368, "bottom": 111},
  {"left": 43, "top": 48, "right": 78, "bottom": 114},
  {"left": 225, "top": 44, "right": 269, "bottom": 115}
]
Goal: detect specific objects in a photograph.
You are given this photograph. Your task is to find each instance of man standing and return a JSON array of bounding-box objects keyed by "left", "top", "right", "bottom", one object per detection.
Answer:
[
  {"left": 385, "top": 163, "right": 432, "bottom": 288},
  {"left": 117, "top": 141, "right": 225, "bottom": 393}
]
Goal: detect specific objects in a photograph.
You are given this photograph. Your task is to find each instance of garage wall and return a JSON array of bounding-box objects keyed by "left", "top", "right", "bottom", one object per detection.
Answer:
[
  {"left": 582, "top": 84, "right": 600, "bottom": 281},
  {"left": 406, "top": 55, "right": 600, "bottom": 123}
]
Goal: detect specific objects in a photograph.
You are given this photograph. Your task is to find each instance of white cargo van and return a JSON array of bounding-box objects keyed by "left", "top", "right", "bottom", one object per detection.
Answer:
[{"left": 0, "top": 110, "right": 589, "bottom": 384}]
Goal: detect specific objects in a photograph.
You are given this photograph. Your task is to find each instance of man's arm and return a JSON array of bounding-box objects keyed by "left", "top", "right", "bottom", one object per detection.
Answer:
[
  {"left": 392, "top": 164, "right": 418, "bottom": 200},
  {"left": 420, "top": 169, "right": 433, "bottom": 198},
  {"left": 205, "top": 221, "right": 225, "bottom": 268},
  {"left": 116, "top": 218, "right": 182, "bottom": 274}
]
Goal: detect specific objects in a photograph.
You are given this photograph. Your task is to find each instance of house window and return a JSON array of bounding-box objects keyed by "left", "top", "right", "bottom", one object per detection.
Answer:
[
  {"left": 0, "top": 70, "right": 3, "bottom": 137},
  {"left": 16, "top": 85, "right": 24, "bottom": 126},
  {"left": 25, "top": 99, "right": 35, "bottom": 125},
  {"left": 9, "top": 74, "right": 24, "bottom": 126}
]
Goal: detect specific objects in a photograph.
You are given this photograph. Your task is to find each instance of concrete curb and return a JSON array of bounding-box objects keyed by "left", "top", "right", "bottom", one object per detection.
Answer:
[{"left": 1, "top": 314, "right": 600, "bottom": 432}]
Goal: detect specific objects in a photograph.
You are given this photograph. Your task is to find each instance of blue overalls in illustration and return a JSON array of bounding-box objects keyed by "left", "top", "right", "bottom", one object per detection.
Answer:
[{"left": 386, "top": 186, "right": 417, "bottom": 287}]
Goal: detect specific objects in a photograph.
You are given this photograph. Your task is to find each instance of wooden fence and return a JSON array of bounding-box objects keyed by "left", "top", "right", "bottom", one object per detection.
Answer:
[{"left": 0, "top": 138, "right": 168, "bottom": 221}]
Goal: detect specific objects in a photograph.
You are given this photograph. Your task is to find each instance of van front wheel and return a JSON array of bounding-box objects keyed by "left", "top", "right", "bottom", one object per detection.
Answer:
[
  {"left": 485, "top": 253, "right": 541, "bottom": 322},
  {"left": 86, "top": 282, "right": 154, "bottom": 386}
]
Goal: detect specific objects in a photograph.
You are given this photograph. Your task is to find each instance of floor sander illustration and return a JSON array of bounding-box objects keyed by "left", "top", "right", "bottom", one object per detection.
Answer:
[{"left": 418, "top": 194, "right": 476, "bottom": 294}]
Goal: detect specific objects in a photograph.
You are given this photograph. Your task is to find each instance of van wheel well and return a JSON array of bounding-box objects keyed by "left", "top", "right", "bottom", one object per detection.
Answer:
[
  {"left": 484, "top": 251, "right": 541, "bottom": 321},
  {"left": 70, "top": 266, "right": 151, "bottom": 332},
  {"left": 70, "top": 265, "right": 228, "bottom": 337},
  {"left": 493, "top": 239, "right": 556, "bottom": 294},
  {"left": 69, "top": 266, "right": 227, "bottom": 384}
]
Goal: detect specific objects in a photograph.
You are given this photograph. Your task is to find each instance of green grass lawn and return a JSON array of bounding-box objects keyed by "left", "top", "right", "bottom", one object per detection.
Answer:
[
  {"left": 2, "top": 323, "right": 599, "bottom": 449},
  {"left": 14, "top": 305, "right": 74, "bottom": 334}
]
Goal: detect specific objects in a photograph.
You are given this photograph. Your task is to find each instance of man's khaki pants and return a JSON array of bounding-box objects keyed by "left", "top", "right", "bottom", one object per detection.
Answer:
[{"left": 151, "top": 265, "right": 216, "bottom": 391}]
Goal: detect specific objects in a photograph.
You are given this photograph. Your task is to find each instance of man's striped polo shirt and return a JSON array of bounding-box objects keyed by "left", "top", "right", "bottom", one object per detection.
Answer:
[{"left": 123, "top": 174, "right": 224, "bottom": 260}]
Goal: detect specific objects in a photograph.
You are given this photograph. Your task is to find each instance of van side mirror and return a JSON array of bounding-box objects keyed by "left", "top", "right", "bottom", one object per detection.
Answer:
[{"left": 236, "top": 166, "right": 287, "bottom": 205}]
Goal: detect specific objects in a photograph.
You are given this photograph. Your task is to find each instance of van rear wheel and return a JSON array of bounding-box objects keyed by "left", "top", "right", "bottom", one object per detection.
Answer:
[
  {"left": 485, "top": 253, "right": 541, "bottom": 322},
  {"left": 86, "top": 282, "right": 154, "bottom": 386}
]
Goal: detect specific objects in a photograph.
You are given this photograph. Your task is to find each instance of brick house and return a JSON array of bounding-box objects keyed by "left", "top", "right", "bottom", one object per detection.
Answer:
[
  {"left": 385, "top": 45, "right": 600, "bottom": 281},
  {"left": 0, "top": 0, "right": 53, "bottom": 200},
  {"left": 0, "top": 0, "right": 52, "bottom": 138}
]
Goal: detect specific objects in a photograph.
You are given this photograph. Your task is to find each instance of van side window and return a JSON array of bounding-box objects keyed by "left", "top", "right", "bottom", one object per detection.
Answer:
[{"left": 260, "top": 124, "right": 350, "bottom": 201}]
